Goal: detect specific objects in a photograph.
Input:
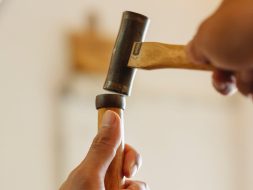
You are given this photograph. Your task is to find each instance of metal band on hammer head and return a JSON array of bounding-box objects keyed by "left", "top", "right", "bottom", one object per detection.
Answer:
[{"left": 103, "top": 11, "right": 150, "bottom": 96}]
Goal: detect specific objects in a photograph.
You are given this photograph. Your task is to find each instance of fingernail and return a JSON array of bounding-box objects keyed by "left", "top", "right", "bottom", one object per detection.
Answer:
[
  {"left": 130, "top": 165, "right": 138, "bottom": 177},
  {"left": 102, "top": 111, "right": 116, "bottom": 127},
  {"left": 213, "top": 81, "right": 228, "bottom": 93},
  {"left": 218, "top": 83, "right": 229, "bottom": 92},
  {"left": 213, "top": 81, "right": 237, "bottom": 95}
]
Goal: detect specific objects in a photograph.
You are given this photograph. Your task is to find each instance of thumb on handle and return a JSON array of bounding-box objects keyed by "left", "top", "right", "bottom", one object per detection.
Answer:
[{"left": 82, "top": 111, "right": 122, "bottom": 178}]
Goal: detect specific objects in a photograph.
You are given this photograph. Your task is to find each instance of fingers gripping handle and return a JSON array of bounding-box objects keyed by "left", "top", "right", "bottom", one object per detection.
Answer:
[{"left": 96, "top": 94, "right": 126, "bottom": 190}]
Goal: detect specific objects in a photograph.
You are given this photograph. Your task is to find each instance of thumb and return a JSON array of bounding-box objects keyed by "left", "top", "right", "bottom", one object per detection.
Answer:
[{"left": 81, "top": 110, "right": 122, "bottom": 178}]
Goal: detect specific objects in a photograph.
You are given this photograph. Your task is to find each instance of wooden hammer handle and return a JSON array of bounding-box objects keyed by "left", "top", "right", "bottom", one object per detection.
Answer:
[
  {"left": 128, "top": 42, "right": 215, "bottom": 71},
  {"left": 97, "top": 108, "right": 124, "bottom": 190}
]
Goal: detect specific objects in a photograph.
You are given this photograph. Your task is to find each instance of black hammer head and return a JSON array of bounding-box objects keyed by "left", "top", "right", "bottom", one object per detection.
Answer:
[{"left": 103, "top": 11, "right": 149, "bottom": 96}]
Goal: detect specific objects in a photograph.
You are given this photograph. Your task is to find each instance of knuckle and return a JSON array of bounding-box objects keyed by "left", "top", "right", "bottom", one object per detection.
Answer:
[
  {"left": 135, "top": 152, "right": 142, "bottom": 168},
  {"left": 91, "top": 133, "right": 117, "bottom": 155}
]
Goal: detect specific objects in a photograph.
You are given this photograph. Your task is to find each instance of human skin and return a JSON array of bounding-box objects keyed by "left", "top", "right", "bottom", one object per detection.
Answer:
[
  {"left": 60, "top": 111, "right": 149, "bottom": 190},
  {"left": 60, "top": 1, "right": 253, "bottom": 189},
  {"left": 186, "top": 0, "right": 253, "bottom": 97}
]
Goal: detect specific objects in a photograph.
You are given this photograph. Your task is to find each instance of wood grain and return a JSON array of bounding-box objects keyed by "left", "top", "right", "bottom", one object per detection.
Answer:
[
  {"left": 128, "top": 42, "right": 215, "bottom": 71},
  {"left": 97, "top": 108, "right": 124, "bottom": 190}
]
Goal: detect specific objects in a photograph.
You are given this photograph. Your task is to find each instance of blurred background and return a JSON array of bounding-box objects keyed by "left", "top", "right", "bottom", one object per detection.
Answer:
[{"left": 0, "top": 0, "right": 252, "bottom": 190}]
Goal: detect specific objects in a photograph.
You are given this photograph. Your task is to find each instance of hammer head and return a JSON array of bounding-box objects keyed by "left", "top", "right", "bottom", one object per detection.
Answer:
[{"left": 103, "top": 11, "right": 149, "bottom": 96}]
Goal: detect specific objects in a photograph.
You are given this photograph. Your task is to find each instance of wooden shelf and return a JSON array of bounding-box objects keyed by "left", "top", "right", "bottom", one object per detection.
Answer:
[{"left": 69, "top": 29, "right": 114, "bottom": 74}]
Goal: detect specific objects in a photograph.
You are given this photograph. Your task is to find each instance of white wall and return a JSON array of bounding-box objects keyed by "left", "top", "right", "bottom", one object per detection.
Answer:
[{"left": 0, "top": 0, "right": 252, "bottom": 190}]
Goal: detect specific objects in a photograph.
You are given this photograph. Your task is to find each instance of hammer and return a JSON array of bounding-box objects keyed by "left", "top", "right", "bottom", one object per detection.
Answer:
[
  {"left": 104, "top": 11, "right": 214, "bottom": 96},
  {"left": 97, "top": 11, "right": 214, "bottom": 189}
]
